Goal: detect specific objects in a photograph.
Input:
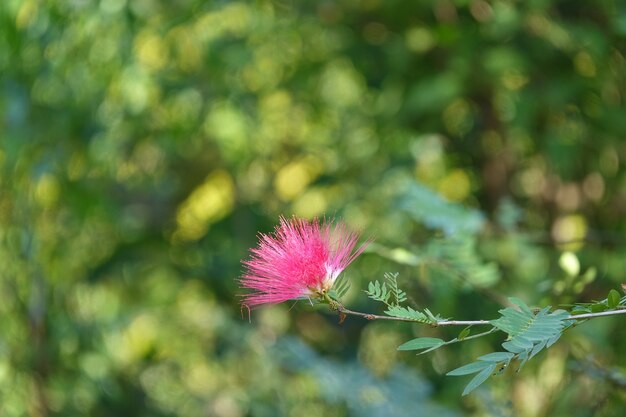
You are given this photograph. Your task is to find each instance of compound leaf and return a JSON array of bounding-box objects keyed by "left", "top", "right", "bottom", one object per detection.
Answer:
[{"left": 462, "top": 363, "right": 497, "bottom": 396}]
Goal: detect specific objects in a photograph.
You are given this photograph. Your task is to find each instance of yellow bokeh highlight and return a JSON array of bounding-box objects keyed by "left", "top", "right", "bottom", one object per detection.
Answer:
[
  {"left": 184, "top": 362, "right": 219, "bottom": 396},
  {"left": 175, "top": 170, "right": 235, "bottom": 241},
  {"left": 113, "top": 314, "right": 158, "bottom": 364},
  {"left": 242, "top": 55, "right": 284, "bottom": 92},
  {"left": 558, "top": 251, "right": 580, "bottom": 277},
  {"left": 319, "top": 59, "right": 365, "bottom": 108},
  {"left": 502, "top": 70, "right": 529, "bottom": 90},
  {"left": 34, "top": 174, "right": 60, "bottom": 208},
  {"left": 16, "top": 0, "right": 37, "bottom": 29},
  {"left": 274, "top": 157, "right": 322, "bottom": 201},
  {"left": 167, "top": 26, "right": 202, "bottom": 72},
  {"left": 134, "top": 31, "right": 169, "bottom": 72},
  {"left": 194, "top": 2, "right": 251, "bottom": 43},
  {"left": 437, "top": 169, "right": 471, "bottom": 202},
  {"left": 117, "top": 66, "right": 161, "bottom": 114},
  {"left": 292, "top": 188, "right": 328, "bottom": 218},
  {"left": 406, "top": 27, "right": 435, "bottom": 53},
  {"left": 552, "top": 214, "right": 587, "bottom": 251},
  {"left": 204, "top": 102, "right": 248, "bottom": 160}
]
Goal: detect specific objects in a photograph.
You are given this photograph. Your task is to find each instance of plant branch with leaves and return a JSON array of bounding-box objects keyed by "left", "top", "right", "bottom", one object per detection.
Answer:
[
  {"left": 240, "top": 212, "right": 626, "bottom": 397},
  {"left": 323, "top": 274, "right": 626, "bottom": 395}
]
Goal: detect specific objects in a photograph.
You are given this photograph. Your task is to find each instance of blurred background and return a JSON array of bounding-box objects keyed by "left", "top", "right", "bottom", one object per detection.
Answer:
[{"left": 1, "top": 0, "right": 626, "bottom": 416}]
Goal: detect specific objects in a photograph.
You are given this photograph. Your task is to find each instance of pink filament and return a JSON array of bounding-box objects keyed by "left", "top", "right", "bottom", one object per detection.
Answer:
[{"left": 240, "top": 216, "right": 370, "bottom": 307}]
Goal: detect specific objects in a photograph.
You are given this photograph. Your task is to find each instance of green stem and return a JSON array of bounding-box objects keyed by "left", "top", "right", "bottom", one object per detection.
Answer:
[{"left": 438, "top": 327, "right": 498, "bottom": 348}]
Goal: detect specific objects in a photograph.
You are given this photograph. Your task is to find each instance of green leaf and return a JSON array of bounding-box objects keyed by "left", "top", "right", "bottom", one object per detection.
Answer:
[
  {"left": 417, "top": 343, "right": 449, "bottom": 356},
  {"left": 423, "top": 308, "right": 444, "bottom": 323},
  {"left": 517, "top": 350, "right": 530, "bottom": 370},
  {"left": 397, "top": 337, "right": 444, "bottom": 351},
  {"left": 458, "top": 327, "right": 471, "bottom": 340},
  {"left": 493, "top": 302, "right": 568, "bottom": 363},
  {"left": 608, "top": 289, "right": 620, "bottom": 309},
  {"left": 447, "top": 361, "right": 493, "bottom": 376},
  {"left": 502, "top": 337, "right": 532, "bottom": 353},
  {"left": 462, "top": 363, "right": 497, "bottom": 396},
  {"left": 365, "top": 280, "right": 391, "bottom": 305},
  {"left": 590, "top": 302, "right": 609, "bottom": 313},
  {"left": 508, "top": 297, "right": 534, "bottom": 315},
  {"left": 570, "top": 306, "right": 592, "bottom": 314},
  {"left": 529, "top": 339, "right": 548, "bottom": 359},
  {"left": 477, "top": 352, "right": 515, "bottom": 363}
]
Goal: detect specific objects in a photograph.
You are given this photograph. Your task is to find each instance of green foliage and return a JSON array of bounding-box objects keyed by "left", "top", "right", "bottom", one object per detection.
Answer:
[
  {"left": 607, "top": 289, "right": 621, "bottom": 309},
  {"left": 570, "top": 288, "right": 626, "bottom": 314},
  {"left": 373, "top": 235, "right": 501, "bottom": 289},
  {"left": 278, "top": 338, "right": 460, "bottom": 417},
  {"left": 2, "top": 0, "right": 626, "bottom": 414},
  {"left": 365, "top": 272, "right": 406, "bottom": 307},
  {"left": 398, "top": 183, "right": 484, "bottom": 236},
  {"left": 427, "top": 235, "right": 501, "bottom": 287},
  {"left": 366, "top": 274, "right": 440, "bottom": 324},
  {"left": 384, "top": 305, "right": 432, "bottom": 324},
  {"left": 448, "top": 298, "right": 571, "bottom": 395},
  {"left": 458, "top": 327, "right": 471, "bottom": 340}
]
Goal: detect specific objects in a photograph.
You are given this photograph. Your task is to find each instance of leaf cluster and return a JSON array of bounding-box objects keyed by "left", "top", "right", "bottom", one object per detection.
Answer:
[
  {"left": 446, "top": 297, "right": 570, "bottom": 395},
  {"left": 365, "top": 273, "right": 440, "bottom": 324},
  {"left": 569, "top": 288, "right": 626, "bottom": 314},
  {"left": 365, "top": 272, "right": 406, "bottom": 307}
]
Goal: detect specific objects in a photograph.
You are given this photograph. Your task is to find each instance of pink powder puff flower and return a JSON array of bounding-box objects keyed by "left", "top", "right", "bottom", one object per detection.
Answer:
[{"left": 240, "top": 216, "right": 370, "bottom": 307}]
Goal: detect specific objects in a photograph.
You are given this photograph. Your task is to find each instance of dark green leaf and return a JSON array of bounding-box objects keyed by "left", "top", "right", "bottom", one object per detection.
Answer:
[
  {"left": 608, "top": 289, "right": 620, "bottom": 309},
  {"left": 458, "top": 327, "right": 471, "bottom": 340}
]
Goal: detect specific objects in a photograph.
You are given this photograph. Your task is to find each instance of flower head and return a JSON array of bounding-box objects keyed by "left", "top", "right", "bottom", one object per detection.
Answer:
[{"left": 240, "top": 216, "right": 370, "bottom": 307}]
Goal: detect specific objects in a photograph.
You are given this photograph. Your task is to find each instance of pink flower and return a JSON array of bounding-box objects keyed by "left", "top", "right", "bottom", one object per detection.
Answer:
[{"left": 240, "top": 216, "right": 370, "bottom": 307}]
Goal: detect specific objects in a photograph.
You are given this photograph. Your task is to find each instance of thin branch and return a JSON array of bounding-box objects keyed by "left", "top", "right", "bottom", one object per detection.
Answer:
[
  {"left": 329, "top": 300, "right": 626, "bottom": 326},
  {"left": 333, "top": 304, "right": 413, "bottom": 322},
  {"left": 437, "top": 319, "right": 492, "bottom": 326},
  {"left": 437, "top": 327, "right": 499, "bottom": 347},
  {"left": 330, "top": 302, "right": 491, "bottom": 326},
  {"left": 564, "top": 308, "right": 626, "bottom": 321}
]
